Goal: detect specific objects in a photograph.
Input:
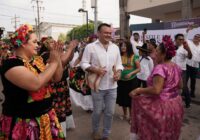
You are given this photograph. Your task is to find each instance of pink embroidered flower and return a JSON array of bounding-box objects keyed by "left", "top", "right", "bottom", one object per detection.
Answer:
[{"left": 162, "top": 35, "right": 176, "bottom": 58}]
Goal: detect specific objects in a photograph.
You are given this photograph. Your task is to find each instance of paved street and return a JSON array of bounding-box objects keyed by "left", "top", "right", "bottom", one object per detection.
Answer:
[
  {"left": 67, "top": 98, "right": 200, "bottom": 140},
  {"left": 0, "top": 78, "right": 200, "bottom": 140}
]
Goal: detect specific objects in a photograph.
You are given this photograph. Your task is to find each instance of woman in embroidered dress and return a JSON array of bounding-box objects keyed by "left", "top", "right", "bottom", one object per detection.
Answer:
[
  {"left": 116, "top": 40, "right": 140, "bottom": 122},
  {"left": 39, "top": 37, "right": 78, "bottom": 137},
  {"left": 69, "top": 36, "right": 97, "bottom": 112},
  {"left": 0, "top": 24, "right": 65, "bottom": 140},
  {"left": 129, "top": 35, "right": 184, "bottom": 140}
]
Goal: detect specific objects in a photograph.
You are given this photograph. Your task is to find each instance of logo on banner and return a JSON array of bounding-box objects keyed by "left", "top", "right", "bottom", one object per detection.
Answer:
[{"left": 171, "top": 21, "right": 195, "bottom": 28}]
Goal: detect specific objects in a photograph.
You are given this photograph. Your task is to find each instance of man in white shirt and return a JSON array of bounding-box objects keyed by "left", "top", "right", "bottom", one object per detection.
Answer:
[
  {"left": 81, "top": 23, "right": 123, "bottom": 140},
  {"left": 172, "top": 33, "right": 192, "bottom": 108},
  {"left": 186, "top": 33, "right": 200, "bottom": 98},
  {"left": 130, "top": 32, "right": 143, "bottom": 56}
]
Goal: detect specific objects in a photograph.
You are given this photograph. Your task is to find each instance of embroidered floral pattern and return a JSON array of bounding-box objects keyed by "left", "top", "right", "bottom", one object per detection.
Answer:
[
  {"left": 51, "top": 68, "right": 73, "bottom": 122},
  {"left": 0, "top": 110, "right": 64, "bottom": 140},
  {"left": 69, "top": 67, "right": 91, "bottom": 95},
  {"left": 18, "top": 56, "right": 53, "bottom": 103}
]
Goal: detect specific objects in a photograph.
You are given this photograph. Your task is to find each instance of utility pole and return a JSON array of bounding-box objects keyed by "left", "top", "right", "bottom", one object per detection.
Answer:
[
  {"left": 94, "top": 0, "right": 98, "bottom": 34},
  {"left": 78, "top": 8, "right": 89, "bottom": 37},
  {"left": 91, "top": 0, "right": 98, "bottom": 34},
  {"left": 119, "top": 0, "right": 129, "bottom": 39},
  {"left": 35, "top": 18, "right": 38, "bottom": 36},
  {"left": 11, "top": 14, "right": 20, "bottom": 30},
  {"left": 82, "top": 0, "right": 86, "bottom": 24},
  {"left": 32, "top": 0, "right": 44, "bottom": 40}
]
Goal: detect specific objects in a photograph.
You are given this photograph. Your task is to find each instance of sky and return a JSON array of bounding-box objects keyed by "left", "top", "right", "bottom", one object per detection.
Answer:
[{"left": 0, "top": 0, "right": 151, "bottom": 32}]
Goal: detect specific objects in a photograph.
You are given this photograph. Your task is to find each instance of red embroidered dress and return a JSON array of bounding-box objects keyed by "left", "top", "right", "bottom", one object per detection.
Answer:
[{"left": 0, "top": 56, "right": 65, "bottom": 140}]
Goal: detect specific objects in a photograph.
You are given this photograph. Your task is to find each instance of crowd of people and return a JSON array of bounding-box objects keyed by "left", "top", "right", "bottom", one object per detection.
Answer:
[{"left": 0, "top": 22, "right": 200, "bottom": 140}]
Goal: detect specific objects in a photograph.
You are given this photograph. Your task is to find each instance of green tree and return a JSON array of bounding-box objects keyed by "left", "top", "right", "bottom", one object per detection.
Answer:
[
  {"left": 58, "top": 33, "right": 67, "bottom": 43},
  {"left": 66, "top": 23, "right": 95, "bottom": 41}
]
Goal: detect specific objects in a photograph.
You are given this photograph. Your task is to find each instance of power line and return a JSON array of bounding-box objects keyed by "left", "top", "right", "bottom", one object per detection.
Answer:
[
  {"left": 0, "top": 13, "right": 80, "bottom": 24},
  {"left": 0, "top": 13, "right": 118, "bottom": 25},
  {"left": 44, "top": 12, "right": 81, "bottom": 18},
  {"left": 0, "top": 3, "right": 81, "bottom": 18},
  {"left": 0, "top": 2, "right": 119, "bottom": 27},
  {"left": 0, "top": 2, "right": 118, "bottom": 21},
  {"left": 0, "top": 14, "right": 34, "bottom": 21},
  {"left": 0, "top": 3, "right": 33, "bottom": 12},
  {"left": 0, "top": 14, "right": 13, "bottom": 18}
]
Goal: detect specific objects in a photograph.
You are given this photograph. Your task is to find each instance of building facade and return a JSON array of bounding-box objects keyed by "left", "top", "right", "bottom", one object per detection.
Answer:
[
  {"left": 127, "top": 0, "right": 200, "bottom": 22},
  {"left": 119, "top": 0, "right": 200, "bottom": 38},
  {"left": 39, "top": 22, "right": 78, "bottom": 40}
]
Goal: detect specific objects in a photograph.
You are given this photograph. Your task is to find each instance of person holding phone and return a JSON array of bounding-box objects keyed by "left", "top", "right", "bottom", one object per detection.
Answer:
[
  {"left": 130, "top": 32, "right": 143, "bottom": 56},
  {"left": 172, "top": 33, "right": 192, "bottom": 108},
  {"left": 185, "top": 25, "right": 200, "bottom": 98}
]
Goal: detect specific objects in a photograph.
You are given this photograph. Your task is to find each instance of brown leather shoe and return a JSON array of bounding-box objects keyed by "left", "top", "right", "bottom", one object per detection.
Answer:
[{"left": 92, "top": 132, "right": 102, "bottom": 140}]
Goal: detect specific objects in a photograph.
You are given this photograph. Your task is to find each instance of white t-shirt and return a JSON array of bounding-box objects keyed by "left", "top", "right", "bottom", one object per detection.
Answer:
[
  {"left": 172, "top": 45, "right": 188, "bottom": 70},
  {"left": 186, "top": 40, "right": 200, "bottom": 68},
  {"left": 137, "top": 56, "right": 154, "bottom": 81}
]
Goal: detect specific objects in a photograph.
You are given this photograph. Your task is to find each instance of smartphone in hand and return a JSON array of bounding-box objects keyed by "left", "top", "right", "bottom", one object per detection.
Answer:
[{"left": 143, "top": 28, "right": 147, "bottom": 34}]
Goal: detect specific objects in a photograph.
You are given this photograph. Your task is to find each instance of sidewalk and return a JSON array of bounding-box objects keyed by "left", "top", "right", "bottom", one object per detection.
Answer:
[
  {"left": 0, "top": 79, "right": 200, "bottom": 140},
  {"left": 66, "top": 79, "right": 200, "bottom": 140},
  {"left": 191, "top": 92, "right": 200, "bottom": 105},
  {"left": 189, "top": 78, "right": 200, "bottom": 104},
  {"left": 67, "top": 101, "right": 200, "bottom": 140}
]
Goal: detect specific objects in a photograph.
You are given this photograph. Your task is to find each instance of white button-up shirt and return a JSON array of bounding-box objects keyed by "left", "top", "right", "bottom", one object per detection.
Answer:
[
  {"left": 186, "top": 40, "right": 200, "bottom": 68},
  {"left": 137, "top": 56, "right": 154, "bottom": 81},
  {"left": 81, "top": 40, "right": 123, "bottom": 90},
  {"left": 172, "top": 45, "right": 188, "bottom": 70}
]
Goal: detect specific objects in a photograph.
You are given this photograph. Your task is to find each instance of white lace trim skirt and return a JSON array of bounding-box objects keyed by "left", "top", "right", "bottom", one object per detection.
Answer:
[{"left": 69, "top": 88, "right": 93, "bottom": 111}]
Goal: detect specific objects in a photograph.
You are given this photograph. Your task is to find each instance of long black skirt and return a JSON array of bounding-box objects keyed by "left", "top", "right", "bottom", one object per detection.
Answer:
[{"left": 116, "top": 77, "right": 138, "bottom": 107}]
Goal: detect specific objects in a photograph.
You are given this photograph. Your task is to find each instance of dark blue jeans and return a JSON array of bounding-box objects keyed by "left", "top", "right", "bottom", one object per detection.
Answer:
[
  {"left": 182, "top": 70, "right": 190, "bottom": 105},
  {"left": 186, "top": 65, "right": 198, "bottom": 97}
]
